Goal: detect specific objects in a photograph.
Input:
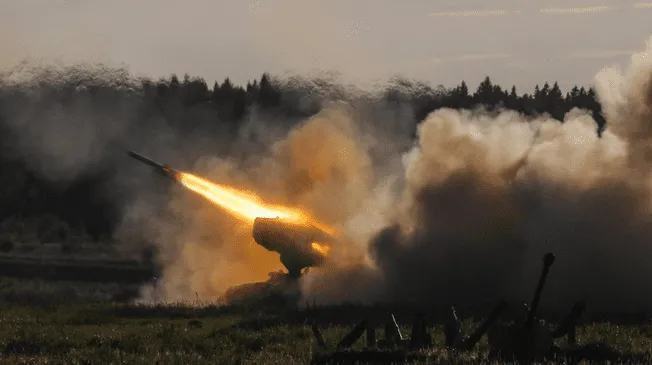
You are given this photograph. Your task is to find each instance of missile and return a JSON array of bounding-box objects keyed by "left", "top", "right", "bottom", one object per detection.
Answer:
[
  {"left": 127, "top": 150, "right": 336, "bottom": 279},
  {"left": 127, "top": 150, "right": 180, "bottom": 181}
]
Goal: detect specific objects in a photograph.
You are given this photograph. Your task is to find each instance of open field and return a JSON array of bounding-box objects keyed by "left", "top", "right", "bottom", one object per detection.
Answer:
[{"left": 1, "top": 279, "right": 652, "bottom": 365}]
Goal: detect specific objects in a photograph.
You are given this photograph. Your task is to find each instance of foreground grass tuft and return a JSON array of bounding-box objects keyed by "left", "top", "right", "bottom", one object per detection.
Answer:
[{"left": 0, "top": 301, "right": 650, "bottom": 364}]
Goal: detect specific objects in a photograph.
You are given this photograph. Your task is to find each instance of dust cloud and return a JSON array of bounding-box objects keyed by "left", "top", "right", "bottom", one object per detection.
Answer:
[{"left": 300, "top": 37, "right": 652, "bottom": 313}]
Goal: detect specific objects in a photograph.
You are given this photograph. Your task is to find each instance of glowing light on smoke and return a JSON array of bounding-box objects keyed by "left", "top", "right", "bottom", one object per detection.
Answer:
[{"left": 311, "top": 242, "right": 331, "bottom": 255}]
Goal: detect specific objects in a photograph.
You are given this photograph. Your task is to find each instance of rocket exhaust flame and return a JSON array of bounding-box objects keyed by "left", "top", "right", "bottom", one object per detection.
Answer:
[
  {"left": 178, "top": 172, "right": 305, "bottom": 223},
  {"left": 177, "top": 172, "right": 335, "bottom": 239},
  {"left": 127, "top": 150, "right": 335, "bottom": 260}
]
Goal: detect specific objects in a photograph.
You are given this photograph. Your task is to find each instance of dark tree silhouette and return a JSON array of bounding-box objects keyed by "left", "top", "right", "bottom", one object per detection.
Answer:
[{"left": 0, "top": 68, "right": 607, "bottom": 244}]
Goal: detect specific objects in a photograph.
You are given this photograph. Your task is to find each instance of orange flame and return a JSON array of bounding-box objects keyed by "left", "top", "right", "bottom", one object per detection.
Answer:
[
  {"left": 178, "top": 172, "right": 335, "bottom": 236},
  {"left": 311, "top": 242, "right": 331, "bottom": 255}
]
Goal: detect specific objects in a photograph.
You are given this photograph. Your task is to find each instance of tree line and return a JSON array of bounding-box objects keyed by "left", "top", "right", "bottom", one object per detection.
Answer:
[{"left": 0, "top": 68, "right": 606, "bottom": 248}]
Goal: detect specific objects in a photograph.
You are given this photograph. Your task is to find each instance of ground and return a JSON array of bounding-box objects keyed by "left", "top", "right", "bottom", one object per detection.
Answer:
[{"left": 0, "top": 278, "right": 651, "bottom": 364}]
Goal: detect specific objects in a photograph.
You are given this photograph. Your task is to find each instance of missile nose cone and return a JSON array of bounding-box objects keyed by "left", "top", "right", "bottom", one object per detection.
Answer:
[{"left": 127, "top": 150, "right": 179, "bottom": 182}]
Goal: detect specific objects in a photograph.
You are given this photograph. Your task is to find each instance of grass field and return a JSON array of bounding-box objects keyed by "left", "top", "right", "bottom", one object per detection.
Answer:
[{"left": 0, "top": 279, "right": 651, "bottom": 364}]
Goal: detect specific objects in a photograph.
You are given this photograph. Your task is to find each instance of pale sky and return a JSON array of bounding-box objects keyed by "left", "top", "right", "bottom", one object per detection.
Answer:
[{"left": 1, "top": 0, "right": 650, "bottom": 92}]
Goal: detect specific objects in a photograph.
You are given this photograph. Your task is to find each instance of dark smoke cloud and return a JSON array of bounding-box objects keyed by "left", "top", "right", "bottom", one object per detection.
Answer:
[{"left": 301, "top": 38, "right": 652, "bottom": 314}]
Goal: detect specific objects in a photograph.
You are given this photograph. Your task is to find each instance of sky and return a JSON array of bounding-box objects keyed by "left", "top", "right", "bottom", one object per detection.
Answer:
[{"left": 1, "top": 0, "right": 651, "bottom": 92}]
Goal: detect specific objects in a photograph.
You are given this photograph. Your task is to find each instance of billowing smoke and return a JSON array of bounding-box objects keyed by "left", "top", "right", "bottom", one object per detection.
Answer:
[
  {"left": 300, "top": 37, "right": 652, "bottom": 313},
  {"left": 141, "top": 35, "right": 652, "bottom": 313},
  {"left": 136, "top": 99, "right": 411, "bottom": 303}
]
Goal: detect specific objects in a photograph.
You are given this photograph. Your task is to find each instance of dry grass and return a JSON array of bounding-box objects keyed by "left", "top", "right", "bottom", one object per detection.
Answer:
[
  {"left": 0, "top": 278, "right": 650, "bottom": 364},
  {"left": 0, "top": 300, "right": 649, "bottom": 364}
]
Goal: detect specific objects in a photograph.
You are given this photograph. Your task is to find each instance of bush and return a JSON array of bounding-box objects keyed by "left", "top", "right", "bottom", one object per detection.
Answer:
[
  {"left": 0, "top": 236, "right": 14, "bottom": 253},
  {"left": 37, "top": 215, "right": 71, "bottom": 242},
  {"left": 61, "top": 240, "right": 82, "bottom": 254}
]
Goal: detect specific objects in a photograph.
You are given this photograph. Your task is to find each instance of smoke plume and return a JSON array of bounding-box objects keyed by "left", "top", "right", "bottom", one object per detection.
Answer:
[
  {"left": 135, "top": 100, "right": 406, "bottom": 303},
  {"left": 300, "top": 37, "right": 652, "bottom": 313}
]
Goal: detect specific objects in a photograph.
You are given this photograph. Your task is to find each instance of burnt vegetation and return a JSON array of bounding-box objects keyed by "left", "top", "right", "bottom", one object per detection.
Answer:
[{"left": 0, "top": 67, "right": 606, "bottom": 248}]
